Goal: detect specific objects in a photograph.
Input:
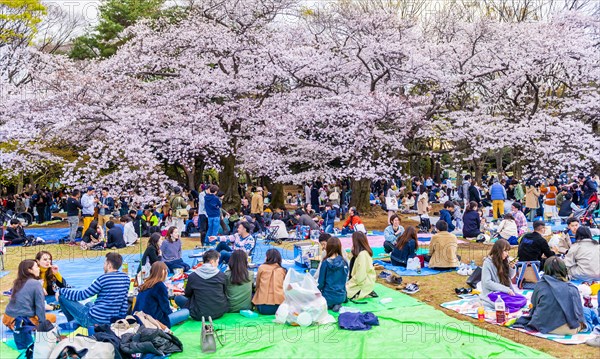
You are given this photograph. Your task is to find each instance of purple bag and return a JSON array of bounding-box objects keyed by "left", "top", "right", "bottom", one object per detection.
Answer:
[
  {"left": 488, "top": 292, "right": 527, "bottom": 313},
  {"left": 338, "top": 312, "right": 379, "bottom": 331}
]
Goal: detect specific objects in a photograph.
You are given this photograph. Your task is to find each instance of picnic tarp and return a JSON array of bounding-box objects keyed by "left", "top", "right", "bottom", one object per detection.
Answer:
[{"left": 170, "top": 284, "right": 550, "bottom": 358}]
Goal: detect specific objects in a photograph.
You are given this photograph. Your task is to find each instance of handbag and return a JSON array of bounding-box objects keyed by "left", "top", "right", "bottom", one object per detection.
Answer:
[
  {"left": 466, "top": 266, "right": 482, "bottom": 288},
  {"left": 385, "top": 197, "right": 398, "bottom": 211}
]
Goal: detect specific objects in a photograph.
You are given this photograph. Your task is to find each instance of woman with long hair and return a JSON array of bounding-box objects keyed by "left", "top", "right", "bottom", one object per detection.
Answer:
[
  {"left": 2, "top": 260, "right": 56, "bottom": 330},
  {"left": 564, "top": 226, "right": 600, "bottom": 280},
  {"left": 134, "top": 261, "right": 189, "bottom": 328},
  {"left": 253, "top": 249, "right": 286, "bottom": 315},
  {"left": 161, "top": 226, "right": 190, "bottom": 273},
  {"left": 225, "top": 250, "right": 254, "bottom": 312},
  {"left": 391, "top": 226, "right": 419, "bottom": 267},
  {"left": 35, "top": 251, "right": 66, "bottom": 297},
  {"left": 479, "top": 239, "right": 516, "bottom": 308},
  {"left": 81, "top": 219, "right": 103, "bottom": 250},
  {"left": 317, "top": 237, "right": 348, "bottom": 311},
  {"left": 346, "top": 232, "right": 376, "bottom": 300},
  {"left": 462, "top": 201, "right": 481, "bottom": 238},
  {"left": 139, "top": 233, "right": 162, "bottom": 272}
]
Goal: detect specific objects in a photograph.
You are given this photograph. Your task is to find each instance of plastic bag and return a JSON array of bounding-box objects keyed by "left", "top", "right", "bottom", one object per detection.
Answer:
[
  {"left": 406, "top": 257, "right": 421, "bottom": 271},
  {"left": 274, "top": 269, "right": 335, "bottom": 326}
]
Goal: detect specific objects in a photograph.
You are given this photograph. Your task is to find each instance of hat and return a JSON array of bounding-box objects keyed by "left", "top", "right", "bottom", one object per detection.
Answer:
[
  {"left": 173, "top": 186, "right": 181, "bottom": 194},
  {"left": 87, "top": 186, "right": 95, "bottom": 191}
]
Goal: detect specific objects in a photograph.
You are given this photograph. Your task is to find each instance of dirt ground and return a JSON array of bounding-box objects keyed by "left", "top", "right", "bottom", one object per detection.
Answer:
[{"left": 1, "top": 210, "right": 598, "bottom": 358}]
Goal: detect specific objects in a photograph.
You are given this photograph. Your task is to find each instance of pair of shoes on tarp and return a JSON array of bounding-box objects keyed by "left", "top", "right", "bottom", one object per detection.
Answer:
[{"left": 398, "top": 283, "right": 420, "bottom": 295}]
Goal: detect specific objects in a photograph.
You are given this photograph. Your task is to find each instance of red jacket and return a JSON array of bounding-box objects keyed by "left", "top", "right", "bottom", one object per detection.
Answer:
[{"left": 343, "top": 215, "right": 363, "bottom": 228}]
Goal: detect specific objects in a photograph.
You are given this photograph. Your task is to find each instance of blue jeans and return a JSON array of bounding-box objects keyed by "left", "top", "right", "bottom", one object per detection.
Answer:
[
  {"left": 174, "top": 295, "right": 188, "bottom": 309},
  {"left": 215, "top": 242, "right": 233, "bottom": 265},
  {"left": 165, "top": 258, "right": 190, "bottom": 273},
  {"left": 256, "top": 304, "right": 279, "bottom": 315},
  {"left": 341, "top": 227, "right": 354, "bottom": 235},
  {"left": 583, "top": 307, "right": 600, "bottom": 333},
  {"left": 169, "top": 309, "right": 190, "bottom": 327},
  {"left": 324, "top": 224, "right": 334, "bottom": 233},
  {"left": 207, "top": 216, "right": 221, "bottom": 238},
  {"left": 58, "top": 296, "right": 100, "bottom": 328}
]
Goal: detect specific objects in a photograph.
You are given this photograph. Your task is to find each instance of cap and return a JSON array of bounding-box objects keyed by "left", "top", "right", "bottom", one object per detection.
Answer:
[{"left": 87, "top": 186, "right": 95, "bottom": 191}]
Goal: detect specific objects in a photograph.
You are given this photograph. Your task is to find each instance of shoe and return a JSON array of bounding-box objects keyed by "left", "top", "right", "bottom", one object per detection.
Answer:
[
  {"left": 457, "top": 267, "right": 469, "bottom": 276},
  {"left": 586, "top": 335, "right": 600, "bottom": 348},
  {"left": 331, "top": 304, "right": 341, "bottom": 313},
  {"left": 378, "top": 271, "right": 392, "bottom": 280},
  {"left": 454, "top": 287, "right": 472, "bottom": 295},
  {"left": 367, "top": 291, "right": 379, "bottom": 298},
  {"left": 385, "top": 275, "right": 403, "bottom": 285},
  {"left": 466, "top": 268, "right": 474, "bottom": 276},
  {"left": 2, "top": 289, "right": 12, "bottom": 296},
  {"left": 401, "top": 283, "right": 420, "bottom": 295}
]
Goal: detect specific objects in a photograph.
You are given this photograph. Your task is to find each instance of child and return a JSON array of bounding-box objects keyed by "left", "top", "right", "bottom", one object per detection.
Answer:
[{"left": 452, "top": 200, "right": 462, "bottom": 230}]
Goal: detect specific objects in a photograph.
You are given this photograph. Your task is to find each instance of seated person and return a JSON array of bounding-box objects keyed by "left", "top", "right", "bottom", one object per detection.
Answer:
[
  {"left": 57, "top": 253, "right": 129, "bottom": 327},
  {"left": 557, "top": 218, "right": 579, "bottom": 254},
  {"left": 122, "top": 215, "right": 139, "bottom": 246},
  {"left": 184, "top": 209, "right": 200, "bottom": 235},
  {"left": 462, "top": 201, "right": 481, "bottom": 238},
  {"left": 564, "top": 226, "right": 600, "bottom": 280},
  {"left": 142, "top": 208, "right": 160, "bottom": 235},
  {"left": 495, "top": 213, "right": 518, "bottom": 244},
  {"left": 134, "top": 262, "right": 189, "bottom": 328},
  {"left": 211, "top": 222, "right": 256, "bottom": 265},
  {"left": 225, "top": 250, "right": 254, "bottom": 313},
  {"left": 391, "top": 226, "right": 418, "bottom": 267},
  {"left": 105, "top": 221, "right": 126, "bottom": 249},
  {"left": 35, "top": 251, "right": 66, "bottom": 297},
  {"left": 3, "top": 219, "right": 26, "bottom": 245},
  {"left": 479, "top": 239, "right": 516, "bottom": 309},
  {"left": 517, "top": 220, "right": 558, "bottom": 268},
  {"left": 175, "top": 250, "right": 228, "bottom": 320},
  {"left": 346, "top": 232, "right": 377, "bottom": 300},
  {"left": 341, "top": 207, "right": 364, "bottom": 235},
  {"left": 252, "top": 249, "right": 286, "bottom": 315},
  {"left": 2, "top": 260, "right": 56, "bottom": 330},
  {"left": 318, "top": 237, "right": 348, "bottom": 312},
  {"left": 269, "top": 213, "right": 289, "bottom": 240},
  {"left": 161, "top": 227, "right": 190, "bottom": 273},
  {"left": 383, "top": 214, "right": 404, "bottom": 253},
  {"left": 80, "top": 220, "right": 103, "bottom": 250},
  {"left": 439, "top": 201, "right": 456, "bottom": 232},
  {"left": 515, "top": 256, "right": 596, "bottom": 335},
  {"left": 129, "top": 209, "right": 146, "bottom": 237},
  {"left": 427, "top": 221, "right": 460, "bottom": 269},
  {"left": 558, "top": 193, "right": 579, "bottom": 218},
  {"left": 294, "top": 209, "right": 320, "bottom": 231}
]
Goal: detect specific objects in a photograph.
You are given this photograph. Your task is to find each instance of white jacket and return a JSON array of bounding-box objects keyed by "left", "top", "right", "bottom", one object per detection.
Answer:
[
  {"left": 564, "top": 238, "right": 600, "bottom": 280},
  {"left": 124, "top": 222, "right": 138, "bottom": 245}
]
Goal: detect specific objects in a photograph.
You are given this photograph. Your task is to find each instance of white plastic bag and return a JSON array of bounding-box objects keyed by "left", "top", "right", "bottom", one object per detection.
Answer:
[
  {"left": 406, "top": 257, "right": 421, "bottom": 271},
  {"left": 274, "top": 269, "right": 335, "bottom": 326},
  {"left": 33, "top": 325, "right": 59, "bottom": 359}
]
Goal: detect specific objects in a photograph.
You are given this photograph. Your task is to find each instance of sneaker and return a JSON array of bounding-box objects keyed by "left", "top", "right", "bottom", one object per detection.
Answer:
[
  {"left": 457, "top": 267, "right": 469, "bottom": 276},
  {"left": 2, "top": 289, "right": 12, "bottom": 297},
  {"left": 385, "top": 275, "right": 403, "bottom": 285},
  {"left": 402, "top": 283, "right": 420, "bottom": 295},
  {"left": 68, "top": 242, "right": 78, "bottom": 246},
  {"left": 466, "top": 268, "right": 474, "bottom": 276},
  {"left": 367, "top": 291, "right": 379, "bottom": 298},
  {"left": 586, "top": 335, "right": 600, "bottom": 348},
  {"left": 378, "top": 271, "right": 392, "bottom": 279}
]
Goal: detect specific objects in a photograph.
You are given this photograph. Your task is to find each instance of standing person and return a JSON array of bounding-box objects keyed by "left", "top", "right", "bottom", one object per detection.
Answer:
[
  {"left": 66, "top": 189, "right": 82, "bottom": 246},
  {"left": 468, "top": 179, "right": 481, "bottom": 206},
  {"left": 317, "top": 237, "right": 349, "bottom": 312},
  {"left": 579, "top": 173, "right": 598, "bottom": 206},
  {"left": 225, "top": 250, "right": 254, "bottom": 313},
  {"left": 134, "top": 262, "right": 189, "bottom": 328},
  {"left": 304, "top": 182, "right": 311, "bottom": 208},
  {"left": 462, "top": 201, "right": 481, "bottom": 239},
  {"left": 525, "top": 181, "right": 541, "bottom": 221},
  {"left": 513, "top": 180, "right": 525, "bottom": 203},
  {"left": 386, "top": 185, "right": 400, "bottom": 221},
  {"left": 251, "top": 187, "right": 265, "bottom": 232},
  {"left": 383, "top": 214, "right": 404, "bottom": 254},
  {"left": 479, "top": 239, "right": 516, "bottom": 309},
  {"left": 346, "top": 232, "right": 377, "bottom": 300},
  {"left": 161, "top": 227, "right": 190, "bottom": 273},
  {"left": 461, "top": 175, "right": 471, "bottom": 206},
  {"left": 417, "top": 187, "right": 429, "bottom": 216},
  {"left": 252, "top": 249, "right": 286, "bottom": 315},
  {"left": 310, "top": 184, "right": 320, "bottom": 214},
  {"left": 197, "top": 186, "right": 209, "bottom": 244},
  {"left": 97, "top": 187, "right": 114, "bottom": 232},
  {"left": 205, "top": 185, "right": 222, "bottom": 239},
  {"left": 169, "top": 187, "right": 188, "bottom": 235},
  {"left": 33, "top": 190, "right": 46, "bottom": 224},
  {"left": 490, "top": 179, "right": 507, "bottom": 220},
  {"left": 57, "top": 253, "right": 129, "bottom": 327},
  {"left": 80, "top": 186, "right": 98, "bottom": 237},
  {"left": 2, "top": 260, "right": 56, "bottom": 330},
  {"left": 540, "top": 180, "right": 558, "bottom": 219}
]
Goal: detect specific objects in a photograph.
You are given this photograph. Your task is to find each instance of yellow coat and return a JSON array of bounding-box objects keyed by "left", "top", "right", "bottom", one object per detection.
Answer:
[{"left": 346, "top": 250, "right": 376, "bottom": 299}]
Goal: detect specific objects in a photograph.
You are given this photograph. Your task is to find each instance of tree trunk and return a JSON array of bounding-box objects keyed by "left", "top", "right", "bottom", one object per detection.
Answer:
[
  {"left": 262, "top": 177, "right": 285, "bottom": 209},
  {"left": 474, "top": 160, "right": 484, "bottom": 185},
  {"left": 433, "top": 160, "right": 441, "bottom": 183},
  {"left": 219, "top": 154, "right": 241, "bottom": 211},
  {"left": 350, "top": 178, "right": 372, "bottom": 215},
  {"left": 182, "top": 163, "right": 196, "bottom": 190},
  {"left": 17, "top": 173, "right": 24, "bottom": 194},
  {"left": 495, "top": 150, "right": 504, "bottom": 175}
]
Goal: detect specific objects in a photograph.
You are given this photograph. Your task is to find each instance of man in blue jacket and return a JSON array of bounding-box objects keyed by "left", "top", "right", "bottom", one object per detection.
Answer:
[
  {"left": 439, "top": 201, "right": 455, "bottom": 232},
  {"left": 490, "top": 180, "right": 507, "bottom": 221},
  {"left": 98, "top": 187, "right": 115, "bottom": 232},
  {"left": 205, "top": 185, "right": 222, "bottom": 238}
]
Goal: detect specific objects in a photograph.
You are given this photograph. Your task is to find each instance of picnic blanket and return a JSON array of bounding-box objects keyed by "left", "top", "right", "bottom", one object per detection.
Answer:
[
  {"left": 440, "top": 289, "right": 598, "bottom": 344},
  {"left": 0, "top": 271, "right": 9, "bottom": 279},
  {"left": 373, "top": 260, "right": 455, "bottom": 277}
]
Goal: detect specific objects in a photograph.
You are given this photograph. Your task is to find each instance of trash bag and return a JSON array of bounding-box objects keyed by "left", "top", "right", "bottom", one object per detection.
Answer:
[
  {"left": 274, "top": 269, "right": 335, "bottom": 326},
  {"left": 406, "top": 257, "right": 421, "bottom": 271}
]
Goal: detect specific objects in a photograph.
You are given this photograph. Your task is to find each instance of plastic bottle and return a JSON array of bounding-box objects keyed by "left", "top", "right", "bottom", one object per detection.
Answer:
[
  {"left": 495, "top": 296, "right": 506, "bottom": 324},
  {"left": 477, "top": 305, "right": 485, "bottom": 322},
  {"left": 122, "top": 262, "right": 129, "bottom": 275}
]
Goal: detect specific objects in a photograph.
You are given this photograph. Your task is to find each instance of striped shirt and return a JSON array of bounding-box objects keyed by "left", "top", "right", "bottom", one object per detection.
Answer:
[
  {"left": 216, "top": 234, "right": 255, "bottom": 254},
  {"left": 60, "top": 271, "right": 129, "bottom": 324}
]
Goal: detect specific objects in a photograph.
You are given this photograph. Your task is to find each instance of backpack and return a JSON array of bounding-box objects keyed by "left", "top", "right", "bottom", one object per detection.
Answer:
[{"left": 457, "top": 184, "right": 464, "bottom": 199}]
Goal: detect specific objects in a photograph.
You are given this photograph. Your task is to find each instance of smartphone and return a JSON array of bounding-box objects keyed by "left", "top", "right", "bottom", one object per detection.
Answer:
[{"left": 510, "top": 256, "right": 519, "bottom": 264}]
